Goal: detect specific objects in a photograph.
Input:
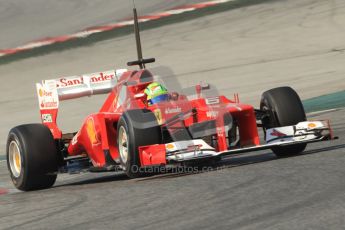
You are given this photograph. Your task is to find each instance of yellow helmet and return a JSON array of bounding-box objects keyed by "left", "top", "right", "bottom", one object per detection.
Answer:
[{"left": 144, "top": 82, "right": 169, "bottom": 105}]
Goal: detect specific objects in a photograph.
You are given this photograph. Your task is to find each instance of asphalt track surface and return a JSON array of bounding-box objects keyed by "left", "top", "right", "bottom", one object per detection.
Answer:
[
  {"left": 0, "top": 0, "right": 345, "bottom": 229},
  {"left": 0, "top": 109, "right": 344, "bottom": 229},
  {"left": 0, "top": 0, "right": 207, "bottom": 49}
]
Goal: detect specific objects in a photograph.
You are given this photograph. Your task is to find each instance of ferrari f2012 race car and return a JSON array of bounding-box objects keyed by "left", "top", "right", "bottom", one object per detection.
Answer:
[{"left": 6, "top": 7, "right": 335, "bottom": 191}]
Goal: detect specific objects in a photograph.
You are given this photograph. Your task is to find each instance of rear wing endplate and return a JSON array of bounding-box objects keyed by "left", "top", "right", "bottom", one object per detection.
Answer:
[{"left": 36, "top": 69, "right": 127, "bottom": 138}]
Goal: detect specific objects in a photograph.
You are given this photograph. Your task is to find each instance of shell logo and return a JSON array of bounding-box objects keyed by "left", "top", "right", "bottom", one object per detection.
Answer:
[
  {"left": 86, "top": 118, "right": 99, "bottom": 145},
  {"left": 154, "top": 109, "right": 164, "bottom": 125},
  {"left": 39, "top": 88, "right": 44, "bottom": 97},
  {"left": 166, "top": 143, "right": 175, "bottom": 150},
  {"left": 38, "top": 88, "right": 53, "bottom": 97},
  {"left": 308, "top": 123, "right": 317, "bottom": 129}
]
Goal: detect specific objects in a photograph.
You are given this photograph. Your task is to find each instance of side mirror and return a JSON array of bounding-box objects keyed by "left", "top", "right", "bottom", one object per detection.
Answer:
[{"left": 200, "top": 82, "right": 210, "bottom": 90}]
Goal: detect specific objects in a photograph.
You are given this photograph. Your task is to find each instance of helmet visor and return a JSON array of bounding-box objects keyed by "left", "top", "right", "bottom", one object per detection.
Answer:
[{"left": 149, "top": 93, "right": 169, "bottom": 105}]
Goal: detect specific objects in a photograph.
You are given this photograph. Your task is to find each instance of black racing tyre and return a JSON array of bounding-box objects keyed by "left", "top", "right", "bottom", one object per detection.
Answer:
[
  {"left": 260, "top": 86, "right": 307, "bottom": 157},
  {"left": 117, "top": 109, "right": 162, "bottom": 178},
  {"left": 6, "top": 124, "right": 58, "bottom": 191}
]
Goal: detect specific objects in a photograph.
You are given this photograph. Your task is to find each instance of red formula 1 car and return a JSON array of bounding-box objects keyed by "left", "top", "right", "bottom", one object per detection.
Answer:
[{"left": 6, "top": 8, "right": 335, "bottom": 191}]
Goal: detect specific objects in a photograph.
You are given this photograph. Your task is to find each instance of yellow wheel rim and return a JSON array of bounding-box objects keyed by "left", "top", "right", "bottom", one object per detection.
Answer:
[{"left": 9, "top": 141, "right": 22, "bottom": 178}]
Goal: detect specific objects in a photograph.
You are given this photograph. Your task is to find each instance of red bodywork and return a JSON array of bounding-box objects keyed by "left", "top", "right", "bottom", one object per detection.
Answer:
[{"left": 41, "top": 69, "right": 259, "bottom": 168}]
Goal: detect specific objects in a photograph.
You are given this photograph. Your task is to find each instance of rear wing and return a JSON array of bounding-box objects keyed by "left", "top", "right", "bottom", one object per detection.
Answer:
[{"left": 36, "top": 69, "right": 127, "bottom": 138}]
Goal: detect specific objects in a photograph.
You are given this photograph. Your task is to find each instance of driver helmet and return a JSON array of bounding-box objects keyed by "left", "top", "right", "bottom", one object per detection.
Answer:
[{"left": 144, "top": 82, "right": 169, "bottom": 105}]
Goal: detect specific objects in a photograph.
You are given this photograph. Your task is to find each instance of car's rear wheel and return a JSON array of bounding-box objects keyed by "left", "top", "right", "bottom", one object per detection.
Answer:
[
  {"left": 6, "top": 124, "right": 58, "bottom": 191},
  {"left": 260, "top": 86, "right": 307, "bottom": 157},
  {"left": 117, "top": 109, "right": 162, "bottom": 178}
]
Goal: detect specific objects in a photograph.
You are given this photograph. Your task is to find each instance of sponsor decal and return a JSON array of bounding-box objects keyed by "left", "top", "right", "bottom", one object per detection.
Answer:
[
  {"left": 165, "top": 107, "right": 182, "bottom": 114},
  {"left": 217, "top": 127, "right": 224, "bottom": 137},
  {"left": 270, "top": 129, "right": 287, "bottom": 137},
  {"left": 71, "top": 132, "right": 80, "bottom": 145},
  {"left": 38, "top": 88, "right": 53, "bottom": 97},
  {"left": 308, "top": 123, "right": 317, "bottom": 129},
  {"left": 206, "top": 110, "right": 218, "bottom": 118},
  {"left": 89, "top": 72, "right": 115, "bottom": 83},
  {"left": 56, "top": 72, "right": 115, "bottom": 88},
  {"left": 205, "top": 97, "right": 220, "bottom": 105},
  {"left": 86, "top": 118, "right": 100, "bottom": 145},
  {"left": 154, "top": 109, "right": 164, "bottom": 125},
  {"left": 40, "top": 101, "right": 58, "bottom": 108},
  {"left": 150, "top": 85, "right": 163, "bottom": 94},
  {"left": 41, "top": 114, "right": 53, "bottom": 123},
  {"left": 187, "top": 144, "right": 202, "bottom": 151},
  {"left": 57, "top": 76, "right": 83, "bottom": 87},
  {"left": 166, "top": 143, "right": 176, "bottom": 151},
  {"left": 187, "top": 144, "right": 203, "bottom": 156},
  {"left": 37, "top": 84, "right": 59, "bottom": 109}
]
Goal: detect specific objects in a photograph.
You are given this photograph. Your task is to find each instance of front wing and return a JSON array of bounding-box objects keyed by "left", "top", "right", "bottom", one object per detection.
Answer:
[{"left": 139, "top": 120, "right": 334, "bottom": 166}]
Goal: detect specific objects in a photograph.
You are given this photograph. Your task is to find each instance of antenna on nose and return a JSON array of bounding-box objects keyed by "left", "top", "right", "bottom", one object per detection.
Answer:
[{"left": 127, "top": 1, "right": 155, "bottom": 69}]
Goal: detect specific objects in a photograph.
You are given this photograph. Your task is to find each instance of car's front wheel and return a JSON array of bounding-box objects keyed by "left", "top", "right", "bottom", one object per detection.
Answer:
[
  {"left": 260, "top": 86, "right": 307, "bottom": 157},
  {"left": 117, "top": 109, "right": 162, "bottom": 178}
]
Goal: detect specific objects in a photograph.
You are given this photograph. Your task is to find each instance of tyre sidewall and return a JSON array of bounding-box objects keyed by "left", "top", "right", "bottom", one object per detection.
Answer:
[
  {"left": 261, "top": 87, "right": 306, "bottom": 128},
  {"left": 117, "top": 110, "right": 162, "bottom": 178},
  {"left": 7, "top": 131, "right": 27, "bottom": 189},
  {"left": 117, "top": 116, "right": 139, "bottom": 176},
  {"left": 6, "top": 124, "right": 58, "bottom": 191},
  {"left": 260, "top": 87, "right": 307, "bottom": 156}
]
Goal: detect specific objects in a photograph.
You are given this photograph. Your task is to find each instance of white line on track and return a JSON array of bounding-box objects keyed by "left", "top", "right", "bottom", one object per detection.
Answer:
[
  {"left": 307, "top": 108, "right": 338, "bottom": 116},
  {"left": 0, "top": 0, "right": 235, "bottom": 57}
]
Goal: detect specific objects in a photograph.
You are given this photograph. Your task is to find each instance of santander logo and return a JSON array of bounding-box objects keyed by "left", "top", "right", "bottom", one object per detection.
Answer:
[
  {"left": 165, "top": 107, "right": 182, "bottom": 114},
  {"left": 57, "top": 76, "right": 83, "bottom": 87},
  {"left": 56, "top": 72, "right": 115, "bottom": 88}
]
